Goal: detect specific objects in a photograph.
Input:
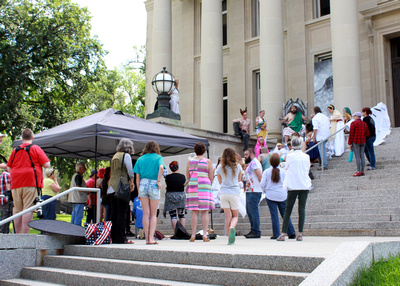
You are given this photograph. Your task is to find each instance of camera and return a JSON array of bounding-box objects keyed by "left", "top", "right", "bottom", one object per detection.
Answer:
[
  {"left": 4, "top": 190, "right": 12, "bottom": 202},
  {"left": 34, "top": 197, "right": 44, "bottom": 219}
]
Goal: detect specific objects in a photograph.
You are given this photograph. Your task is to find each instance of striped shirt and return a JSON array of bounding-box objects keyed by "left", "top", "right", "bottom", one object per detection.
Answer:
[{"left": 0, "top": 171, "right": 11, "bottom": 205}]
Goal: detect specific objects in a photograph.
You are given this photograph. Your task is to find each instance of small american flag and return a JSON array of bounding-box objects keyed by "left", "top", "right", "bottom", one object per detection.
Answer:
[{"left": 85, "top": 221, "right": 112, "bottom": 245}]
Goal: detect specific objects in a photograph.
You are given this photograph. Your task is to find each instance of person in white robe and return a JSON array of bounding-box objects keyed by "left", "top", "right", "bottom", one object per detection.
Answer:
[
  {"left": 169, "top": 78, "right": 180, "bottom": 114},
  {"left": 327, "top": 105, "right": 345, "bottom": 157},
  {"left": 371, "top": 102, "right": 391, "bottom": 146}
]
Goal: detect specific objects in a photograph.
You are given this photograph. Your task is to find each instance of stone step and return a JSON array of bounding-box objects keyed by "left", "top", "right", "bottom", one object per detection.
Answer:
[
  {"left": 314, "top": 155, "right": 398, "bottom": 163},
  {"left": 324, "top": 159, "right": 399, "bottom": 168},
  {"left": 178, "top": 221, "right": 400, "bottom": 237},
  {"left": 304, "top": 199, "right": 398, "bottom": 209},
  {"left": 305, "top": 221, "right": 400, "bottom": 230},
  {"left": 312, "top": 180, "right": 399, "bottom": 191},
  {"left": 155, "top": 218, "right": 398, "bottom": 235},
  {"left": 43, "top": 255, "right": 309, "bottom": 285},
  {"left": 307, "top": 194, "right": 400, "bottom": 204},
  {"left": 304, "top": 207, "right": 399, "bottom": 216},
  {"left": 156, "top": 207, "right": 400, "bottom": 230},
  {"left": 311, "top": 166, "right": 399, "bottom": 176},
  {"left": 302, "top": 228, "right": 400, "bottom": 236},
  {"left": 0, "top": 278, "right": 64, "bottom": 286},
  {"left": 63, "top": 245, "right": 324, "bottom": 273},
  {"left": 307, "top": 191, "right": 399, "bottom": 200},
  {"left": 156, "top": 228, "right": 400, "bottom": 237},
  {"left": 20, "top": 267, "right": 208, "bottom": 286},
  {"left": 155, "top": 214, "right": 397, "bottom": 232}
]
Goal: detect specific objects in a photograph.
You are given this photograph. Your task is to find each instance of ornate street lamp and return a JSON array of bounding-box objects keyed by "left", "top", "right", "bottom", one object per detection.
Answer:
[{"left": 146, "top": 67, "right": 181, "bottom": 120}]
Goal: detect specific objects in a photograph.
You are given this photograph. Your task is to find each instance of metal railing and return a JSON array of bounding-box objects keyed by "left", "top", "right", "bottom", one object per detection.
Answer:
[
  {"left": 0, "top": 187, "right": 100, "bottom": 228},
  {"left": 304, "top": 125, "right": 347, "bottom": 174}
]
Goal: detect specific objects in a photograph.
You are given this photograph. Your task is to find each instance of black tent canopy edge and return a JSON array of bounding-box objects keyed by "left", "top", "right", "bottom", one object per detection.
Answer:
[{"left": 13, "top": 109, "right": 209, "bottom": 160}]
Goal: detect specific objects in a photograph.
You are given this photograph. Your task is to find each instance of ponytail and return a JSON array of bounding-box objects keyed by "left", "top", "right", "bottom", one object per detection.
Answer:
[{"left": 269, "top": 153, "right": 281, "bottom": 183}]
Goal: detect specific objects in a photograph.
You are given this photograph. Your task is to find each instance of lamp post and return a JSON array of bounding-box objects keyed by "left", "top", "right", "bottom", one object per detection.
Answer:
[{"left": 146, "top": 67, "right": 181, "bottom": 120}]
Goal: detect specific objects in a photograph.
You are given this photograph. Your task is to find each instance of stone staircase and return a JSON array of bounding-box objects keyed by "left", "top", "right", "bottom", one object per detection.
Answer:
[
  {"left": 1, "top": 129, "right": 398, "bottom": 286},
  {"left": 155, "top": 128, "right": 400, "bottom": 237},
  {"left": 0, "top": 244, "right": 324, "bottom": 285}
]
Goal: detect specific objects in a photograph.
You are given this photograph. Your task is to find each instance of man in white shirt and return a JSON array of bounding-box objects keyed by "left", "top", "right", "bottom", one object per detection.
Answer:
[
  {"left": 278, "top": 137, "right": 311, "bottom": 241},
  {"left": 243, "top": 148, "right": 262, "bottom": 238},
  {"left": 312, "top": 106, "right": 331, "bottom": 170}
]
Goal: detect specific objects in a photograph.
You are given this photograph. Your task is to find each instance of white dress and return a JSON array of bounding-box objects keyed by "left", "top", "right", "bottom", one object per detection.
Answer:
[
  {"left": 169, "top": 87, "right": 179, "bottom": 114},
  {"left": 327, "top": 110, "right": 345, "bottom": 156}
]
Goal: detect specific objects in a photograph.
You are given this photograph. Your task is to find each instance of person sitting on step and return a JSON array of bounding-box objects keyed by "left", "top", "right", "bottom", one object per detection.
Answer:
[{"left": 233, "top": 108, "right": 251, "bottom": 151}]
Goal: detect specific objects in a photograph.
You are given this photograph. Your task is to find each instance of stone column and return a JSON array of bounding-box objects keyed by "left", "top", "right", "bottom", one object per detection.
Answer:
[
  {"left": 148, "top": 0, "right": 172, "bottom": 117},
  {"left": 331, "top": 0, "right": 362, "bottom": 112},
  {"left": 152, "top": 0, "right": 172, "bottom": 73},
  {"left": 200, "top": 0, "right": 223, "bottom": 132},
  {"left": 259, "top": 0, "right": 285, "bottom": 137}
]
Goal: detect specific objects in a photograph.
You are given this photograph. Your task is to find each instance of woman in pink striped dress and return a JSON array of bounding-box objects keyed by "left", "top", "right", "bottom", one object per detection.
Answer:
[{"left": 186, "top": 142, "right": 215, "bottom": 242}]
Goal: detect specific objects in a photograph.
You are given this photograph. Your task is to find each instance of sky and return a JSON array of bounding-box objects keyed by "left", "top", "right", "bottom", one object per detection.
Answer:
[{"left": 72, "top": 0, "right": 147, "bottom": 70}]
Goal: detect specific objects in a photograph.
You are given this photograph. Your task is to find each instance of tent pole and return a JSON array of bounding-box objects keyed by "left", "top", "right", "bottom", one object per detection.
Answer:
[
  {"left": 94, "top": 134, "right": 99, "bottom": 223},
  {"left": 207, "top": 148, "right": 214, "bottom": 230}
]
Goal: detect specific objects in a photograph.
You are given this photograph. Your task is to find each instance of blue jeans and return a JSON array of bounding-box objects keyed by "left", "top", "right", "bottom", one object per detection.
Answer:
[
  {"left": 266, "top": 199, "right": 295, "bottom": 238},
  {"left": 318, "top": 141, "right": 327, "bottom": 168},
  {"left": 71, "top": 203, "right": 85, "bottom": 226},
  {"left": 364, "top": 136, "right": 376, "bottom": 168},
  {"left": 246, "top": 192, "right": 262, "bottom": 236},
  {"left": 41, "top": 195, "right": 56, "bottom": 220}
]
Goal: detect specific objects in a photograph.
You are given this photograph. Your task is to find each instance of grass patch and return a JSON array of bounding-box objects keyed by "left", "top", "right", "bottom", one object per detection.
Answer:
[
  {"left": 9, "top": 213, "right": 87, "bottom": 234},
  {"left": 351, "top": 254, "right": 400, "bottom": 286}
]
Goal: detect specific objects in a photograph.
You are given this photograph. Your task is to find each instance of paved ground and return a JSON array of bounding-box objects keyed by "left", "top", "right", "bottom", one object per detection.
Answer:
[{"left": 100, "top": 236, "right": 400, "bottom": 258}]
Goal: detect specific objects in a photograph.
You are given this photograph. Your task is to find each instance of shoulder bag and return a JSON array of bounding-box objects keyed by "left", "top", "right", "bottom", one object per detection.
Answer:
[
  {"left": 183, "top": 158, "right": 201, "bottom": 190},
  {"left": 114, "top": 153, "right": 131, "bottom": 202}
]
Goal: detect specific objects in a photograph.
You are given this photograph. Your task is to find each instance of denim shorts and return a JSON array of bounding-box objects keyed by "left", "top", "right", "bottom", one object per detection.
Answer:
[{"left": 138, "top": 178, "right": 160, "bottom": 200}]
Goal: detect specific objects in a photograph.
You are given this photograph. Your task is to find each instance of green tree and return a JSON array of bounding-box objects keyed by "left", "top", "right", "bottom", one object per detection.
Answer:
[
  {"left": 87, "top": 45, "right": 146, "bottom": 118},
  {"left": 116, "top": 65, "right": 145, "bottom": 118},
  {"left": 0, "top": 0, "right": 106, "bottom": 140}
]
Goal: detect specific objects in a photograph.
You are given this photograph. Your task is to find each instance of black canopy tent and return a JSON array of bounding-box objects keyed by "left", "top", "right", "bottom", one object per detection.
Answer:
[
  {"left": 13, "top": 108, "right": 209, "bottom": 161},
  {"left": 13, "top": 108, "right": 213, "bottom": 227}
]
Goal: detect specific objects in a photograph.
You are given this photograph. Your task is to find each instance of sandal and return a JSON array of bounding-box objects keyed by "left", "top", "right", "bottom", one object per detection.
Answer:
[
  {"left": 189, "top": 236, "right": 195, "bottom": 242},
  {"left": 124, "top": 240, "right": 134, "bottom": 244},
  {"left": 146, "top": 241, "right": 159, "bottom": 245},
  {"left": 296, "top": 235, "right": 303, "bottom": 241},
  {"left": 202, "top": 236, "right": 210, "bottom": 242},
  {"left": 276, "top": 234, "right": 285, "bottom": 241}
]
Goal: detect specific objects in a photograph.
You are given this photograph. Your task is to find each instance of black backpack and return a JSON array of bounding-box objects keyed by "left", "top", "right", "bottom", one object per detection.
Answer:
[
  {"left": 10, "top": 144, "right": 41, "bottom": 197},
  {"left": 171, "top": 221, "right": 191, "bottom": 240}
]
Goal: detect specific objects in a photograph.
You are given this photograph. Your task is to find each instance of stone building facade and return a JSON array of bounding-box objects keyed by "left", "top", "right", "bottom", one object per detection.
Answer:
[{"left": 144, "top": 0, "right": 400, "bottom": 140}]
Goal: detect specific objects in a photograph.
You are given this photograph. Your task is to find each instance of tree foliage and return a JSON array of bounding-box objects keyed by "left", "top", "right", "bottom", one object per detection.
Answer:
[
  {"left": 0, "top": 0, "right": 106, "bottom": 140},
  {"left": 0, "top": 0, "right": 146, "bottom": 184},
  {"left": 89, "top": 46, "right": 146, "bottom": 118}
]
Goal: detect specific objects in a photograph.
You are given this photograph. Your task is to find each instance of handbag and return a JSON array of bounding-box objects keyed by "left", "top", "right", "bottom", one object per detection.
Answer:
[
  {"left": 184, "top": 159, "right": 201, "bottom": 190},
  {"left": 85, "top": 221, "right": 112, "bottom": 245},
  {"left": 348, "top": 150, "right": 354, "bottom": 162},
  {"left": 114, "top": 152, "right": 131, "bottom": 202}
]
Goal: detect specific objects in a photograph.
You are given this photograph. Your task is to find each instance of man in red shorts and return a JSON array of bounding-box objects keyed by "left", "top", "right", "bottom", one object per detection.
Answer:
[{"left": 7, "top": 129, "right": 50, "bottom": 233}]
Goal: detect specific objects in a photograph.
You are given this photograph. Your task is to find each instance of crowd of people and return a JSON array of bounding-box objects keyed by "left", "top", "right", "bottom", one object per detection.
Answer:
[{"left": 0, "top": 103, "right": 377, "bottom": 244}]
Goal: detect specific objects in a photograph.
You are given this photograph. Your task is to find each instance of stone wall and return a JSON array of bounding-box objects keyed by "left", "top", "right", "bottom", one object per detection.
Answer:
[{"left": 0, "top": 234, "right": 84, "bottom": 279}]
